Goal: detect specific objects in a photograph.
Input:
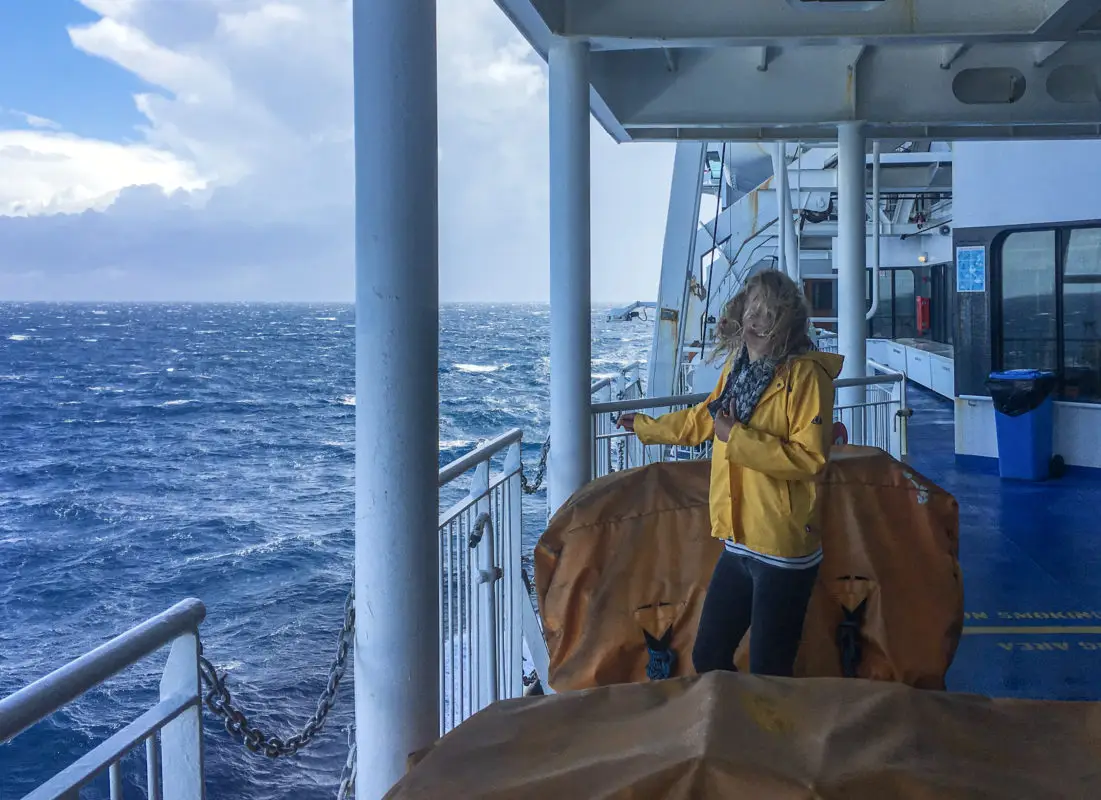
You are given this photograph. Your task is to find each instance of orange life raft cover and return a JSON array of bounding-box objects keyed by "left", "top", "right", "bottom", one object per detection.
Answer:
[
  {"left": 387, "top": 672, "right": 1101, "bottom": 799},
  {"left": 534, "top": 445, "right": 962, "bottom": 691}
]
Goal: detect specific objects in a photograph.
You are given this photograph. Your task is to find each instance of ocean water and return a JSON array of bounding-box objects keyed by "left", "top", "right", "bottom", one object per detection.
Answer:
[{"left": 0, "top": 303, "right": 652, "bottom": 799}]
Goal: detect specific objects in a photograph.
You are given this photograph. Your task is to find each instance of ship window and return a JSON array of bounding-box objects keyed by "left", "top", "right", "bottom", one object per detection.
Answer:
[
  {"left": 869, "top": 270, "right": 893, "bottom": 339},
  {"left": 999, "top": 230, "right": 1058, "bottom": 373},
  {"left": 1061, "top": 228, "right": 1101, "bottom": 401},
  {"left": 893, "top": 269, "right": 917, "bottom": 339}
]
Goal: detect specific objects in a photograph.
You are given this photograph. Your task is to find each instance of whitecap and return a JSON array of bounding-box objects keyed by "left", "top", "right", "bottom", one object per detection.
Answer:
[
  {"left": 159, "top": 399, "right": 196, "bottom": 407},
  {"left": 315, "top": 317, "right": 337, "bottom": 321},
  {"left": 7, "top": 334, "right": 29, "bottom": 341},
  {"left": 87, "top": 386, "right": 125, "bottom": 393},
  {"left": 338, "top": 395, "right": 356, "bottom": 406},
  {"left": 454, "top": 363, "right": 507, "bottom": 374},
  {"left": 439, "top": 439, "right": 474, "bottom": 449}
]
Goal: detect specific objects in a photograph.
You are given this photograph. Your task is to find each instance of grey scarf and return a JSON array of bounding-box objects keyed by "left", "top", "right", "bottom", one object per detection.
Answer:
[{"left": 708, "top": 345, "right": 778, "bottom": 424}]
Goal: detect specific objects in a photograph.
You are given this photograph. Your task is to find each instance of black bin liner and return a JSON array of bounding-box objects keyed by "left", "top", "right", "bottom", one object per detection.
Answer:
[{"left": 985, "top": 369, "right": 1057, "bottom": 417}]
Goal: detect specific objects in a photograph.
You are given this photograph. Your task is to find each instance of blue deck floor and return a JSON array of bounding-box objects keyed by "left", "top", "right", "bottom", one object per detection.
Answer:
[{"left": 905, "top": 386, "right": 1101, "bottom": 700}]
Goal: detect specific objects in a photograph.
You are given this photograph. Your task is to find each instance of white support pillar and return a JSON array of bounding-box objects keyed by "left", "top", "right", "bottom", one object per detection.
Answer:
[
  {"left": 548, "top": 39, "right": 592, "bottom": 514},
  {"left": 836, "top": 122, "right": 867, "bottom": 412},
  {"left": 351, "top": 0, "right": 439, "bottom": 796},
  {"left": 772, "top": 141, "right": 797, "bottom": 280}
]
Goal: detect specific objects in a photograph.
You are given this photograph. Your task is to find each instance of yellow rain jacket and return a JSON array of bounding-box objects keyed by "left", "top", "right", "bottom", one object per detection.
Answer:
[{"left": 634, "top": 351, "right": 844, "bottom": 560}]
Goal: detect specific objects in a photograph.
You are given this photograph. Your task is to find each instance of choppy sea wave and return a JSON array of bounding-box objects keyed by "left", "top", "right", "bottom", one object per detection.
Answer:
[{"left": 0, "top": 302, "right": 652, "bottom": 799}]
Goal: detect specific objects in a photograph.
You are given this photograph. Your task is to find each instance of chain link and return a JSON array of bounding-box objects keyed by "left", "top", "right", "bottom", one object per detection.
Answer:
[
  {"left": 519, "top": 437, "right": 550, "bottom": 495},
  {"left": 192, "top": 431, "right": 546, "bottom": 794},
  {"left": 337, "top": 730, "right": 357, "bottom": 799},
  {"left": 198, "top": 589, "right": 355, "bottom": 759}
]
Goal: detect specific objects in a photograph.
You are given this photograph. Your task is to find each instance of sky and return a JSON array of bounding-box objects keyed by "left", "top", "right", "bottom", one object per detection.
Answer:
[{"left": 0, "top": 0, "right": 675, "bottom": 303}]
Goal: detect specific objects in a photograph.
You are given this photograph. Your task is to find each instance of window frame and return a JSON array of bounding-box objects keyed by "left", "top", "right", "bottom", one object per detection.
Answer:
[{"left": 994, "top": 222, "right": 1101, "bottom": 403}]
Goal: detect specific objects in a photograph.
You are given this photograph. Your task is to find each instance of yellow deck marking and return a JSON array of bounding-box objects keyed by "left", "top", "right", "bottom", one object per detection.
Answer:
[{"left": 963, "top": 626, "right": 1101, "bottom": 635}]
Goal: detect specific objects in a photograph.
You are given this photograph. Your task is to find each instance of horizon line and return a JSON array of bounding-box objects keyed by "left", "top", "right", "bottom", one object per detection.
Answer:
[{"left": 0, "top": 299, "right": 642, "bottom": 306}]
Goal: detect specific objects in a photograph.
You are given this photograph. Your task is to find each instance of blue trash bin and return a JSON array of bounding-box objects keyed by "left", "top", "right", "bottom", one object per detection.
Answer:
[{"left": 985, "top": 369, "right": 1058, "bottom": 481}]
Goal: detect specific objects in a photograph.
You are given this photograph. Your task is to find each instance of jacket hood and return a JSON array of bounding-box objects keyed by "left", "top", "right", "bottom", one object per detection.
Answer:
[{"left": 796, "top": 350, "right": 845, "bottom": 380}]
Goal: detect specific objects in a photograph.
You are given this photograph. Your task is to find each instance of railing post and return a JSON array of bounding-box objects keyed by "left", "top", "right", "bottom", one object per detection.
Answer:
[
  {"left": 503, "top": 443, "right": 524, "bottom": 698},
  {"left": 159, "top": 632, "right": 204, "bottom": 800},
  {"left": 470, "top": 462, "right": 498, "bottom": 710}
]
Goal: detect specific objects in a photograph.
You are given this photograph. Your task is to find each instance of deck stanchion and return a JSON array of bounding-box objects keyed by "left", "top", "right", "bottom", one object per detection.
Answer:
[
  {"left": 352, "top": 0, "right": 440, "bottom": 795},
  {"left": 837, "top": 122, "right": 868, "bottom": 437},
  {"left": 548, "top": 38, "right": 593, "bottom": 514}
]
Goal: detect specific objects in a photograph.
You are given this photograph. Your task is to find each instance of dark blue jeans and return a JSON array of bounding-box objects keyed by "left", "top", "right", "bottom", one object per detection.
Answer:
[{"left": 692, "top": 550, "right": 819, "bottom": 677}]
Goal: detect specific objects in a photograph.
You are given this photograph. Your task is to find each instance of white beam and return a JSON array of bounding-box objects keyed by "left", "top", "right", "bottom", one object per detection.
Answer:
[
  {"left": 591, "top": 42, "right": 1101, "bottom": 139},
  {"left": 352, "top": 0, "right": 439, "bottom": 796},
  {"left": 836, "top": 123, "right": 867, "bottom": 408},
  {"left": 547, "top": 38, "right": 593, "bottom": 514},
  {"left": 1036, "top": 0, "right": 1101, "bottom": 36},
  {"left": 559, "top": 0, "right": 1101, "bottom": 46},
  {"left": 493, "top": 0, "right": 629, "bottom": 141},
  {"left": 773, "top": 142, "right": 797, "bottom": 280}
]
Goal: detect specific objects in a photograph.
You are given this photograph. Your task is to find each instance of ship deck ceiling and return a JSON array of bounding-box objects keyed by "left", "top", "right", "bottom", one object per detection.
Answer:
[
  {"left": 496, "top": 0, "right": 1101, "bottom": 141},
  {"left": 907, "top": 387, "right": 1101, "bottom": 700}
]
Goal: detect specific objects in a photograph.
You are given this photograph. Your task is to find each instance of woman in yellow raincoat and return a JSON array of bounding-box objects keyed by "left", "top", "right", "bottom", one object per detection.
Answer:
[{"left": 617, "top": 270, "right": 843, "bottom": 676}]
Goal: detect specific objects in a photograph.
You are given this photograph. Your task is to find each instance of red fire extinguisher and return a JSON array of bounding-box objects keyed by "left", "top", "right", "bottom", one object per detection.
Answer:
[{"left": 916, "top": 297, "right": 931, "bottom": 335}]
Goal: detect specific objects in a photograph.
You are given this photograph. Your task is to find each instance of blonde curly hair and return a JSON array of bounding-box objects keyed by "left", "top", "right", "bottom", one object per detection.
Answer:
[{"left": 709, "top": 269, "right": 812, "bottom": 363}]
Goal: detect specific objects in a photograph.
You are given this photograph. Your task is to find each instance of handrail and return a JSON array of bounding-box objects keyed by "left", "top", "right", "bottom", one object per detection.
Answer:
[
  {"left": 592, "top": 392, "right": 708, "bottom": 414},
  {"left": 592, "top": 370, "right": 906, "bottom": 415},
  {"left": 0, "top": 598, "right": 207, "bottom": 743},
  {"left": 438, "top": 428, "right": 523, "bottom": 487},
  {"left": 591, "top": 362, "right": 643, "bottom": 397},
  {"left": 590, "top": 376, "right": 614, "bottom": 394}
]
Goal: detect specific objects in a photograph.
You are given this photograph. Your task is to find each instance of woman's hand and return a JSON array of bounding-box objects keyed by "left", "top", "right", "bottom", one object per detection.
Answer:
[
  {"left": 616, "top": 413, "right": 636, "bottom": 432},
  {"left": 714, "top": 410, "right": 734, "bottom": 443}
]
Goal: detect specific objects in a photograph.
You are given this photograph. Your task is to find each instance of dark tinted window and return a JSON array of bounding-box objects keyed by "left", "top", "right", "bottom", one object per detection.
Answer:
[{"left": 1000, "top": 230, "right": 1058, "bottom": 372}]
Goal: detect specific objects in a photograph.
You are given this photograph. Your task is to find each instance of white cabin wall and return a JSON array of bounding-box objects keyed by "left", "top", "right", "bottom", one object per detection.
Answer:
[
  {"left": 955, "top": 396, "right": 1101, "bottom": 470},
  {"left": 954, "top": 141, "right": 1101, "bottom": 470},
  {"left": 954, "top": 141, "right": 1101, "bottom": 228}
]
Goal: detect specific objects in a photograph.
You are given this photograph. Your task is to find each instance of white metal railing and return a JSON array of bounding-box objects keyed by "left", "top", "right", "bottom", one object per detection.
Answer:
[
  {"left": 0, "top": 599, "right": 207, "bottom": 799},
  {"left": 591, "top": 363, "right": 909, "bottom": 479},
  {"left": 591, "top": 362, "right": 644, "bottom": 478},
  {"left": 437, "top": 429, "right": 526, "bottom": 734}
]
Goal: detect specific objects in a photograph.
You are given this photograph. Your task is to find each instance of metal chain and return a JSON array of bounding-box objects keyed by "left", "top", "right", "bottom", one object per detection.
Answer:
[
  {"left": 197, "top": 589, "right": 355, "bottom": 758},
  {"left": 192, "top": 429, "right": 547, "bottom": 794},
  {"left": 337, "top": 730, "right": 357, "bottom": 799},
  {"left": 519, "top": 437, "right": 550, "bottom": 495}
]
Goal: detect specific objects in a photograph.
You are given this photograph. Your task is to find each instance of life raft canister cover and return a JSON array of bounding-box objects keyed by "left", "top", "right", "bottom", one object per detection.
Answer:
[
  {"left": 534, "top": 445, "right": 963, "bottom": 692},
  {"left": 388, "top": 671, "right": 1101, "bottom": 799}
]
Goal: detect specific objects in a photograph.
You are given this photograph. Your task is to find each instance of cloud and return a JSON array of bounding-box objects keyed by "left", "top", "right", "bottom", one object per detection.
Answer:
[
  {"left": 0, "top": 0, "right": 673, "bottom": 302},
  {"left": 1, "top": 108, "right": 62, "bottom": 130}
]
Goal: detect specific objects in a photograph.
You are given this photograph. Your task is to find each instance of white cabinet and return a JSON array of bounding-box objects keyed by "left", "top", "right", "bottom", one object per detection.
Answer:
[
  {"left": 930, "top": 356, "right": 955, "bottom": 398},
  {"left": 867, "top": 339, "right": 889, "bottom": 366},
  {"left": 886, "top": 342, "right": 907, "bottom": 373},
  {"left": 906, "top": 349, "right": 933, "bottom": 388},
  {"left": 867, "top": 338, "right": 955, "bottom": 399}
]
